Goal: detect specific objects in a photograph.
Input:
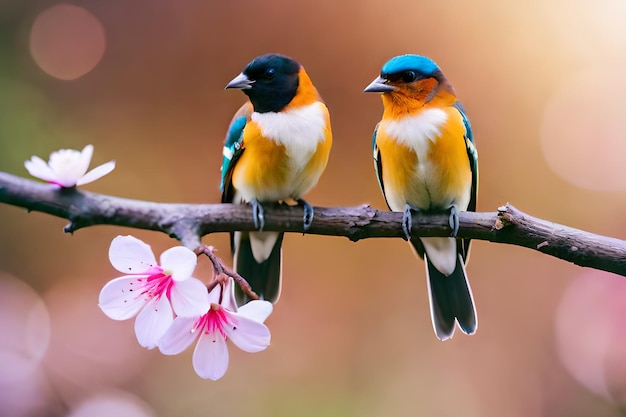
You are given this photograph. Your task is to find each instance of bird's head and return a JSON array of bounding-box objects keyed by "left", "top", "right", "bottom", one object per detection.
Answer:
[
  {"left": 226, "top": 54, "right": 301, "bottom": 113},
  {"left": 364, "top": 55, "right": 452, "bottom": 107}
]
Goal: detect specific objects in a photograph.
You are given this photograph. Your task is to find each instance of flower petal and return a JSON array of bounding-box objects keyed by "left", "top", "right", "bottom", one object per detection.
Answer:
[
  {"left": 207, "top": 283, "right": 221, "bottom": 304},
  {"left": 78, "top": 144, "right": 94, "bottom": 175},
  {"left": 159, "top": 246, "right": 197, "bottom": 281},
  {"left": 237, "top": 300, "right": 273, "bottom": 323},
  {"left": 169, "top": 278, "right": 210, "bottom": 317},
  {"left": 47, "top": 148, "right": 86, "bottom": 186},
  {"left": 134, "top": 296, "right": 174, "bottom": 349},
  {"left": 76, "top": 160, "right": 116, "bottom": 186},
  {"left": 193, "top": 331, "right": 229, "bottom": 380},
  {"left": 24, "top": 156, "right": 58, "bottom": 183},
  {"left": 224, "top": 312, "right": 271, "bottom": 353},
  {"left": 158, "top": 316, "right": 199, "bottom": 355},
  {"left": 98, "top": 275, "right": 150, "bottom": 320},
  {"left": 220, "top": 278, "right": 238, "bottom": 312},
  {"left": 109, "top": 235, "right": 157, "bottom": 274}
]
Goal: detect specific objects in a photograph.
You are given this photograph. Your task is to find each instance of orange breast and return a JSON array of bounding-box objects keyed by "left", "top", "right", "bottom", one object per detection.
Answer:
[
  {"left": 231, "top": 112, "right": 332, "bottom": 203},
  {"left": 231, "top": 123, "right": 289, "bottom": 202},
  {"left": 377, "top": 106, "right": 472, "bottom": 212}
]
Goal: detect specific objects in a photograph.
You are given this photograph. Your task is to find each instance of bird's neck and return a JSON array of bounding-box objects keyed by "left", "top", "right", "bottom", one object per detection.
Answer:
[
  {"left": 382, "top": 77, "right": 457, "bottom": 119},
  {"left": 284, "top": 68, "right": 321, "bottom": 110}
]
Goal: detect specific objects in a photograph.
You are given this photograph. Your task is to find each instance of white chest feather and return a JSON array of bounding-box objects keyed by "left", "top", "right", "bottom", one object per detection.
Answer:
[
  {"left": 382, "top": 108, "right": 448, "bottom": 162},
  {"left": 251, "top": 102, "right": 327, "bottom": 170}
]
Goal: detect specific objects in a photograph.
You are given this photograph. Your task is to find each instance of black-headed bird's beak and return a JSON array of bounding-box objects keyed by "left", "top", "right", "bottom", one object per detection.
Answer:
[
  {"left": 225, "top": 73, "right": 254, "bottom": 90},
  {"left": 363, "top": 76, "right": 395, "bottom": 93}
]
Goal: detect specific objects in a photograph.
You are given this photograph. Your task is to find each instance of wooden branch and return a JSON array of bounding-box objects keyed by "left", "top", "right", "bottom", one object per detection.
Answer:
[{"left": 2, "top": 171, "right": 626, "bottom": 276}]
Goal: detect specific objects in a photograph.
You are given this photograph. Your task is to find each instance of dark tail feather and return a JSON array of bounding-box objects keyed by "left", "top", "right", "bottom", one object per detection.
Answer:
[
  {"left": 425, "top": 253, "right": 477, "bottom": 341},
  {"left": 233, "top": 232, "right": 284, "bottom": 305}
]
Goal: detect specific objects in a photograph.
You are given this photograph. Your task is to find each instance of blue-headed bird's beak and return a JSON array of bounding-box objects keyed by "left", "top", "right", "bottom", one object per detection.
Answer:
[
  {"left": 225, "top": 73, "right": 254, "bottom": 90},
  {"left": 363, "top": 76, "right": 395, "bottom": 93}
]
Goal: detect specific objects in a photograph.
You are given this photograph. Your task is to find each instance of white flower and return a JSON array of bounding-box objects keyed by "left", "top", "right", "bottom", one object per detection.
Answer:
[
  {"left": 25, "top": 144, "right": 115, "bottom": 187},
  {"left": 158, "top": 279, "right": 272, "bottom": 380},
  {"left": 98, "top": 235, "right": 210, "bottom": 349}
]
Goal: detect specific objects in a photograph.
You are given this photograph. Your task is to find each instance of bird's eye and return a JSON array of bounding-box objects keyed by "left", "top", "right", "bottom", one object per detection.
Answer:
[
  {"left": 402, "top": 71, "right": 417, "bottom": 83},
  {"left": 265, "top": 68, "right": 276, "bottom": 79}
]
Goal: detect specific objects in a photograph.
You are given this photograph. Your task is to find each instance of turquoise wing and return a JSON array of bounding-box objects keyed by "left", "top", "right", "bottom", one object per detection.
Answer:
[
  {"left": 372, "top": 124, "right": 390, "bottom": 210},
  {"left": 220, "top": 105, "right": 250, "bottom": 203},
  {"left": 452, "top": 101, "right": 478, "bottom": 213},
  {"left": 452, "top": 101, "right": 478, "bottom": 260}
]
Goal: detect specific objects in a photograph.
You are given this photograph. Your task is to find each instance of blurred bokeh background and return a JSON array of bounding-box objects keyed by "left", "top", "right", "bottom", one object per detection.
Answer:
[{"left": 2, "top": 0, "right": 626, "bottom": 416}]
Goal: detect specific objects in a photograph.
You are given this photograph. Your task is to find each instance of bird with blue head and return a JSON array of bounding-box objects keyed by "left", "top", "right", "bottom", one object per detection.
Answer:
[{"left": 365, "top": 54, "right": 478, "bottom": 340}]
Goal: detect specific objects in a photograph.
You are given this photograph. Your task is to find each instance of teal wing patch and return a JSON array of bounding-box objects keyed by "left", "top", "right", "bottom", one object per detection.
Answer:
[
  {"left": 372, "top": 124, "right": 390, "bottom": 210},
  {"left": 453, "top": 101, "right": 478, "bottom": 260},
  {"left": 220, "top": 115, "right": 246, "bottom": 203},
  {"left": 453, "top": 101, "right": 478, "bottom": 212}
]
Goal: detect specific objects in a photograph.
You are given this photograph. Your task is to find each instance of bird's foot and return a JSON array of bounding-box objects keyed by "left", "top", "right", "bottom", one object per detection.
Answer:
[
  {"left": 297, "top": 198, "right": 314, "bottom": 231},
  {"left": 448, "top": 205, "right": 459, "bottom": 237},
  {"left": 402, "top": 204, "right": 418, "bottom": 241},
  {"left": 250, "top": 199, "right": 265, "bottom": 231}
]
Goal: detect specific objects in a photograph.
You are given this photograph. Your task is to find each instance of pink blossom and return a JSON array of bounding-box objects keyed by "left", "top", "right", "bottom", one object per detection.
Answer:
[
  {"left": 159, "top": 279, "right": 272, "bottom": 380},
  {"left": 99, "top": 235, "right": 210, "bottom": 349},
  {"left": 25, "top": 144, "right": 115, "bottom": 187}
]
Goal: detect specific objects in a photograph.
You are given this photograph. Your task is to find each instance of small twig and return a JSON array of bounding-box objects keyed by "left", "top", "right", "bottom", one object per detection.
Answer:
[{"left": 194, "top": 245, "right": 259, "bottom": 301}]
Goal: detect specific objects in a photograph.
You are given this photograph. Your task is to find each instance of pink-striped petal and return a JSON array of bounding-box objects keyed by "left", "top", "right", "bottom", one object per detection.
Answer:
[
  {"left": 98, "top": 275, "right": 150, "bottom": 320},
  {"left": 193, "top": 331, "right": 229, "bottom": 380},
  {"left": 160, "top": 246, "right": 197, "bottom": 281},
  {"left": 224, "top": 312, "right": 271, "bottom": 353},
  {"left": 169, "top": 278, "right": 210, "bottom": 317},
  {"left": 158, "top": 316, "right": 200, "bottom": 355},
  {"left": 134, "top": 296, "right": 174, "bottom": 349},
  {"left": 76, "top": 160, "right": 116, "bottom": 186},
  {"left": 109, "top": 235, "right": 157, "bottom": 274}
]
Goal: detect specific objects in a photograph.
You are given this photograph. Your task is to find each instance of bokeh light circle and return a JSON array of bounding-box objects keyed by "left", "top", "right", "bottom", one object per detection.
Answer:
[
  {"left": 555, "top": 270, "right": 626, "bottom": 400},
  {"left": 540, "top": 67, "right": 626, "bottom": 191},
  {"left": 67, "top": 390, "right": 155, "bottom": 417},
  {"left": 43, "top": 277, "right": 150, "bottom": 393},
  {"left": 0, "top": 272, "right": 51, "bottom": 383},
  {"left": 29, "top": 4, "right": 106, "bottom": 80}
]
